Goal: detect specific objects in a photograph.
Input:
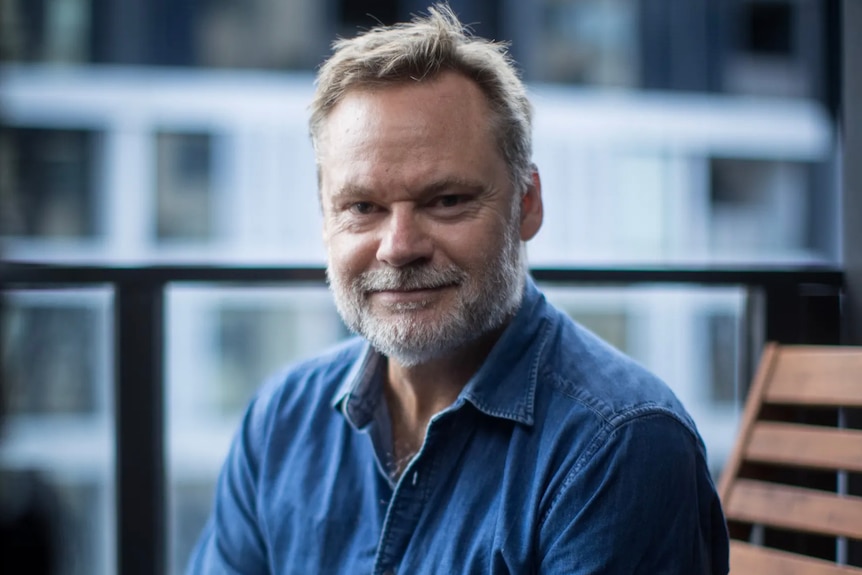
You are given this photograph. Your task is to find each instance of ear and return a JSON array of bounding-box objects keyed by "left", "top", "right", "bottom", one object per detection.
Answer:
[{"left": 519, "top": 166, "right": 543, "bottom": 241}]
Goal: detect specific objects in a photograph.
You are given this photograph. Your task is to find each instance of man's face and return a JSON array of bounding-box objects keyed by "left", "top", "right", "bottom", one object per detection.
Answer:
[{"left": 318, "top": 71, "right": 542, "bottom": 366}]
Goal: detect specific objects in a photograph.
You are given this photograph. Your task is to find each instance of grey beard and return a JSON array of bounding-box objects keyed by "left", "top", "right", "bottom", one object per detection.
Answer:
[{"left": 327, "top": 230, "right": 525, "bottom": 367}]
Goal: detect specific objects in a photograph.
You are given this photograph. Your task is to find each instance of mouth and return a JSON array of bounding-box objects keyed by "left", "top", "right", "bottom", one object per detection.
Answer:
[{"left": 368, "top": 284, "right": 455, "bottom": 304}]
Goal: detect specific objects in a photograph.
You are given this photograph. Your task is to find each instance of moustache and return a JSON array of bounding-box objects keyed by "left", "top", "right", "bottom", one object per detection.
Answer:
[{"left": 354, "top": 265, "right": 467, "bottom": 293}]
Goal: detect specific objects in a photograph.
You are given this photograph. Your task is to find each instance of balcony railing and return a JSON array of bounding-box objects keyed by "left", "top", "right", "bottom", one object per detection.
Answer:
[{"left": 0, "top": 262, "right": 845, "bottom": 575}]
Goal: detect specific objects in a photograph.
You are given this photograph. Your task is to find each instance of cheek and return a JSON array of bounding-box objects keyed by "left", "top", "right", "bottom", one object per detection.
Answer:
[
  {"left": 326, "top": 233, "right": 376, "bottom": 274},
  {"left": 447, "top": 221, "right": 509, "bottom": 261}
]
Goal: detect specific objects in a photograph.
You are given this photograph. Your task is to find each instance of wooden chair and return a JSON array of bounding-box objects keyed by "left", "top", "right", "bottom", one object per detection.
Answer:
[{"left": 719, "top": 343, "right": 862, "bottom": 574}]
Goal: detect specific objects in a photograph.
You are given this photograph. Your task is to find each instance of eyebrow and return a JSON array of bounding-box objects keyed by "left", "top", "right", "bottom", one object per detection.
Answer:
[{"left": 330, "top": 177, "right": 487, "bottom": 201}]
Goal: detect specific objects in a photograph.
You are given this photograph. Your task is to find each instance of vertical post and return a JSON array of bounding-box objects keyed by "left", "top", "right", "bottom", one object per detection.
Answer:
[
  {"left": 763, "top": 284, "right": 800, "bottom": 343},
  {"left": 798, "top": 284, "right": 842, "bottom": 345},
  {"left": 764, "top": 282, "right": 842, "bottom": 344},
  {"left": 842, "top": 2, "right": 862, "bottom": 566},
  {"left": 844, "top": 0, "right": 862, "bottom": 345},
  {"left": 115, "top": 278, "right": 165, "bottom": 575}
]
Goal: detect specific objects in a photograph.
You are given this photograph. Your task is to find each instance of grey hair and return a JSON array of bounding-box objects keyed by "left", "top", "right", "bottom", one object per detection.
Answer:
[{"left": 309, "top": 3, "right": 533, "bottom": 194}]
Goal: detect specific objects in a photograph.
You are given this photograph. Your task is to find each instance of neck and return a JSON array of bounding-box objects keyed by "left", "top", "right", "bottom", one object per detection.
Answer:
[
  {"left": 382, "top": 323, "right": 507, "bottom": 479},
  {"left": 387, "top": 323, "right": 505, "bottom": 414}
]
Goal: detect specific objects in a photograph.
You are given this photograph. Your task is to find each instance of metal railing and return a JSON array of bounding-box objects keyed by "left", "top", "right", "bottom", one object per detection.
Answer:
[{"left": 0, "top": 261, "right": 845, "bottom": 575}]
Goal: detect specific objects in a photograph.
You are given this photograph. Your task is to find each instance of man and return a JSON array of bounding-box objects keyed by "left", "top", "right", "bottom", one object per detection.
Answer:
[{"left": 188, "top": 4, "right": 729, "bottom": 574}]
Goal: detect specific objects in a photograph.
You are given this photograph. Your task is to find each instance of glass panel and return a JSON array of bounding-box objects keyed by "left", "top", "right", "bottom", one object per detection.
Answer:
[
  {"left": 165, "top": 284, "right": 347, "bottom": 575},
  {"left": 0, "top": 127, "right": 99, "bottom": 238},
  {"left": 540, "top": 284, "right": 747, "bottom": 478},
  {"left": 155, "top": 132, "right": 214, "bottom": 242},
  {"left": 707, "top": 312, "right": 739, "bottom": 405},
  {"left": 4, "top": 305, "right": 100, "bottom": 414},
  {"left": 0, "top": 288, "right": 114, "bottom": 575}
]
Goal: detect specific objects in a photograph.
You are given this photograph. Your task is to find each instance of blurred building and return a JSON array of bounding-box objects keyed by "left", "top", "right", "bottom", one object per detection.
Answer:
[{"left": 0, "top": 1, "right": 838, "bottom": 574}]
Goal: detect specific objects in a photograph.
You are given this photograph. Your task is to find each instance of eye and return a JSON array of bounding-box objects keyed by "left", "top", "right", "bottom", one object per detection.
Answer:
[
  {"left": 434, "top": 195, "right": 463, "bottom": 208},
  {"left": 349, "top": 201, "right": 376, "bottom": 215}
]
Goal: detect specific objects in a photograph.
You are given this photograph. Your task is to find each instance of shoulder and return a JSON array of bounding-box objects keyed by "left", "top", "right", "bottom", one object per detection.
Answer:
[
  {"left": 536, "top": 301, "right": 700, "bottom": 440},
  {"left": 242, "top": 336, "right": 366, "bottom": 440}
]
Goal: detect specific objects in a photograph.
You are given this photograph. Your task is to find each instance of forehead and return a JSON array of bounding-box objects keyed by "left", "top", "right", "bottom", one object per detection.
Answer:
[
  {"left": 316, "top": 72, "right": 505, "bottom": 192},
  {"left": 319, "top": 72, "right": 496, "bottom": 153}
]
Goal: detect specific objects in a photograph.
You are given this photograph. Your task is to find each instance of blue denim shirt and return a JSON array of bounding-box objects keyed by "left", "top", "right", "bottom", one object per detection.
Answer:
[{"left": 187, "top": 279, "right": 729, "bottom": 574}]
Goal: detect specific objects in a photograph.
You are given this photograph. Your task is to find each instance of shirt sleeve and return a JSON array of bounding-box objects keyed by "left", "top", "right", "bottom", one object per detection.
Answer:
[
  {"left": 538, "top": 411, "right": 729, "bottom": 575},
  {"left": 185, "top": 399, "right": 270, "bottom": 575}
]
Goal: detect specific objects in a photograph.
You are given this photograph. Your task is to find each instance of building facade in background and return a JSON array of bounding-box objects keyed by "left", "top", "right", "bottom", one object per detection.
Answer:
[{"left": 0, "top": 1, "right": 838, "bottom": 574}]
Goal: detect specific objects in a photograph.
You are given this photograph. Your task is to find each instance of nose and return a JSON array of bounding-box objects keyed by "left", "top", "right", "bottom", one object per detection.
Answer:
[{"left": 376, "top": 205, "right": 433, "bottom": 267}]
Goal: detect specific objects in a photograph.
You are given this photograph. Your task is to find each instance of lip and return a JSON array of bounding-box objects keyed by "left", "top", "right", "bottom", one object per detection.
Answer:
[{"left": 369, "top": 285, "right": 452, "bottom": 304}]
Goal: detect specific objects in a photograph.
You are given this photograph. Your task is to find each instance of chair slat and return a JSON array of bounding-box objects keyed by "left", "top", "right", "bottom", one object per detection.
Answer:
[
  {"left": 722, "top": 345, "right": 862, "bottom": 573},
  {"left": 745, "top": 422, "right": 862, "bottom": 473},
  {"left": 718, "top": 343, "right": 780, "bottom": 501},
  {"left": 730, "top": 541, "right": 862, "bottom": 575},
  {"left": 765, "top": 347, "right": 862, "bottom": 406},
  {"left": 725, "top": 479, "right": 862, "bottom": 539}
]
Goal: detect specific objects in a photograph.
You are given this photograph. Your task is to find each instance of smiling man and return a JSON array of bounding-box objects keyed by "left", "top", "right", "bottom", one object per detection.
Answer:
[{"left": 187, "top": 5, "right": 729, "bottom": 574}]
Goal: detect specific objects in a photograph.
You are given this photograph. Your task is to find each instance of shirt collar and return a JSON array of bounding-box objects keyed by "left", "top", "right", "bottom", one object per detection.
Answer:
[
  {"left": 332, "top": 276, "right": 549, "bottom": 429},
  {"left": 331, "top": 340, "right": 385, "bottom": 430},
  {"left": 458, "top": 277, "right": 547, "bottom": 426}
]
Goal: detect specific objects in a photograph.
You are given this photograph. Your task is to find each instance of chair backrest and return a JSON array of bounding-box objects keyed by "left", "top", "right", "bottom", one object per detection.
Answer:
[{"left": 719, "top": 343, "right": 862, "bottom": 574}]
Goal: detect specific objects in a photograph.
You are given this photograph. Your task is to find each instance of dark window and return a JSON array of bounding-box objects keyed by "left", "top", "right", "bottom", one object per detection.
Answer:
[
  {"left": 1, "top": 128, "right": 99, "bottom": 238},
  {"left": 742, "top": 1, "right": 794, "bottom": 56},
  {"left": 2, "top": 0, "right": 92, "bottom": 63},
  {"left": 155, "top": 132, "right": 214, "bottom": 241},
  {"left": 339, "top": 0, "right": 399, "bottom": 29},
  {"left": 709, "top": 158, "right": 813, "bottom": 255}
]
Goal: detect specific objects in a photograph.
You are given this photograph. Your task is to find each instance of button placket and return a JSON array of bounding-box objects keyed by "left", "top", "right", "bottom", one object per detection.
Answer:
[{"left": 372, "top": 456, "right": 428, "bottom": 574}]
